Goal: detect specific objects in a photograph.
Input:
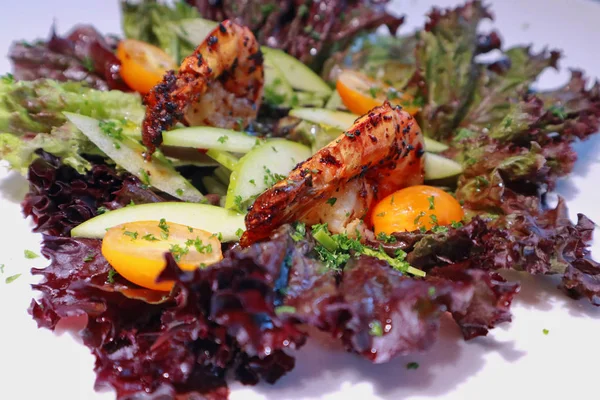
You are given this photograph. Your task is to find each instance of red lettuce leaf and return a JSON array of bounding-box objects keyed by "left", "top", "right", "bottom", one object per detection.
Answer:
[
  {"left": 185, "top": 0, "right": 404, "bottom": 68},
  {"left": 22, "top": 152, "right": 165, "bottom": 237},
  {"left": 9, "top": 25, "right": 130, "bottom": 91}
]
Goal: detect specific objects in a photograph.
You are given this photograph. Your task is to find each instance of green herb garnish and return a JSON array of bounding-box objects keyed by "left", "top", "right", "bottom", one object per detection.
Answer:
[
  {"left": 369, "top": 320, "right": 383, "bottom": 337},
  {"left": 406, "top": 362, "right": 419, "bottom": 370},
  {"left": 326, "top": 197, "right": 337, "bottom": 206},
  {"left": 5, "top": 274, "right": 21, "bottom": 284},
  {"left": 142, "top": 234, "right": 160, "bottom": 242},
  {"left": 24, "top": 250, "right": 39, "bottom": 259},
  {"left": 169, "top": 244, "right": 189, "bottom": 262},
  {"left": 428, "top": 196, "right": 436, "bottom": 210}
]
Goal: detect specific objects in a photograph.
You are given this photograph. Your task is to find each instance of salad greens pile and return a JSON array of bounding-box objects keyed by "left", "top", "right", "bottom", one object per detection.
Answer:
[{"left": 1, "top": 1, "right": 599, "bottom": 400}]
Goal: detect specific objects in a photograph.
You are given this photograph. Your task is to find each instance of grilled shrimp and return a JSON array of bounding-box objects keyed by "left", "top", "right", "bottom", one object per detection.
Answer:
[
  {"left": 241, "top": 102, "right": 425, "bottom": 246},
  {"left": 141, "top": 20, "right": 264, "bottom": 157}
]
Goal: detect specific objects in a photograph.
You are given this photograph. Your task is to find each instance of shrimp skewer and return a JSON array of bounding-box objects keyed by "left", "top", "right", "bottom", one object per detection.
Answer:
[
  {"left": 241, "top": 102, "right": 425, "bottom": 246},
  {"left": 142, "top": 20, "right": 264, "bottom": 157}
]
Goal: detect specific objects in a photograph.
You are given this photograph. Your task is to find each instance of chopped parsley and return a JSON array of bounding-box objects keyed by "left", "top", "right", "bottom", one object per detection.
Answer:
[
  {"left": 176, "top": 188, "right": 184, "bottom": 197},
  {"left": 376, "top": 232, "right": 397, "bottom": 243},
  {"left": 142, "top": 234, "right": 159, "bottom": 241},
  {"left": 83, "top": 253, "right": 96, "bottom": 263},
  {"left": 187, "top": 226, "right": 194, "bottom": 233},
  {"left": 139, "top": 169, "right": 151, "bottom": 187},
  {"left": 271, "top": 146, "right": 278, "bottom": 153},
  {"left": 249, "top": 179, "right": 256, "bottom": 186},
  {"left": 369, "top": 320, "right": 383, "bottom": 337},
  {"left": 428, "top": 196, "right": 436, "bottom": 210},
  {"left": 217, "top": 135, "right": 229, "bottom": 144},
  {"left": 428, "top": 286, "right": 436, "bottom": 297},
  {"left": 233, "top": 195, "right": 244, "bottom": 212},
  {"left": 106, "top": 268, "right": 118, "bottom": 284},
  {"left": 413, "top": 211, "right": 426, "bottom": 226},
  {"left": 97, "top": 206, "right": 108, "bottom": 215},
  {"left": 123, "top": 231, "right": 138, "bottom": 240},
  {"left": 406, "top": 362, "right": 419, "bottom": 370},
  {"left": 24, "top": 249, "right": 39, "bottom": 259},
  {"left": 451, "top": 221, "right": 464, "bottom": 229},
  {"left": 235, "top": 228, "right": 244, "bottom": 238},
  {"left": 504, "top": 117, "right": 513, "bottom": 128},
  {"left": 275, "top": 305, "right": 296, "bottom": 316},
  {"left": 99, "top": 120, "right": 124, "bottom": 148},
  {"left": 368, "top": 87, "right": 379, "bottom": 98},
  {"left": 475, "top": 176, "right": 489, "bottom": 188},
  {"left": 185, "top": 238, "right": 213, "bottom": 254},
  {"left": 429, "top": 214, "right": 438, "bottom": 225},
  {"left": 158, "top": 219, "right": 169, "bottom": 239},
  {"left": 549, "top": 105, "right": 567, "bottom": 120},
  {"left": 261, "top": 3, "right": 275, "bottom": 16},
  {"left": 542, "top": 328, "right": 550, "bottom": 335},
  {"left": 376, "top": 212, "right": 386, "bottom": 218},
  {"left": 311, "top": 224, "right": 425, "bottom": 276},
  {"left": 263, "top": 166, "right": 286, "bottom": 187},
  {"left": 169, "top": 244, "right": 189, "bottom": 262},
  {"left": 209, "top": 232, "right": 224, "bottom": 242},
  {"left": 291, "top": 222, "right": 306, "bottom": 242},
  {"left": 82, "top": 56, "right": 94, "bottom": 72},
  {"left": 0, "top": 264, "right": 4, "bottom": 273},
  {"left": 5, "top": 274, "right": 21, "bottom": 284},
  {"left": 326, "top": 197, "right": 337, "bottom": 206},
  {"left": 386, "top": 88, "right": 400, "bottom": 100}
]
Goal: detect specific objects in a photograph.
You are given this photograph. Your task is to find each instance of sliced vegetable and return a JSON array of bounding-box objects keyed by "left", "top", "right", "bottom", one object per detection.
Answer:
[
  {"left": 289, "top": 107, "right": 449, "bottom": 152},
  {"left": 372, "top": 185, "right": 464, "bottom": 234},
  {"left": 71, "top": 202, "right": 245, "bottom": 242},
  {"left": 325, "top": 90, "right": 345, "bottom": 110},
  {"left": 116, "top": 39, "right": 177, "bottom": 94},
  {"left": 213, "top": 166, "right": 231, "bottom": 186},
  {"left": 289, "top": 108, "right": 357, "bottom": 131},
  {"left": 206, "top": 149, "right": 240, "bottom": 171},
  {"left": 424, "top": 153, "right": 464, "bottom": 180},
  {"left": 202, "top": 176, "right": 227, "bottom": 196},
  {"left": 176, "top": 18, "right": 218, "bottom": 47},
  {"left": 262, "top": 48, "right": 332, "bottom": 95},
  {"left": 64, "top": 113, "right": 203, "bottom": 202},
  {"left": 102, "top": 221, "right": 222, "bottom": 291},
  {"left": 225, "top": 139, "right": 312, "bottom": 212},
  {"left": 336, "top": 69, "right": 419, "bottom": 116},
  {"left": 162, "top": 126, "right": 263, "bottom": 153}
]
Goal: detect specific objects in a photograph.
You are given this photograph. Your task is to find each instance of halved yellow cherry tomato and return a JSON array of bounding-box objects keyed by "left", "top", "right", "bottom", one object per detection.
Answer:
[
  {"left": 116, "top": 39, "right": 177, "bottom": 94},
  {"left": 102, "top": 221, "right": 223, "bottom": 291},
  {"left": 336, "top": 70, "right": 420, "bottom": 116},
  {"left": 372, "top": 185, "right": 464, "bottom": 234}
]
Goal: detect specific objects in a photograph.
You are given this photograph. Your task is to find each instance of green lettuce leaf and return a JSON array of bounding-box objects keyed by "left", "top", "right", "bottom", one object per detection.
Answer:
[
  {"left": 0, "top": 77, "right": 144, "bottom": 173},
  {"left": 0, "top": 122, "right": 103, "bottom": 174},
  {"left": 122, "top": 0, "right": 200, "bottom": 63}
]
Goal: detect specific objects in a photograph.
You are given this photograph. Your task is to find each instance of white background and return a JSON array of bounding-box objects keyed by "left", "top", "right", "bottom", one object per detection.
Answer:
[{"left": 0, "top": 1, "right": 599, "bottom": 399}]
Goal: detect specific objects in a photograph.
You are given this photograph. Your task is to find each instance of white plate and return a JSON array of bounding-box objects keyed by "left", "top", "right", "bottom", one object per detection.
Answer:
[{"left": 1, "top": 1, "right": 599, "bottom": 399}]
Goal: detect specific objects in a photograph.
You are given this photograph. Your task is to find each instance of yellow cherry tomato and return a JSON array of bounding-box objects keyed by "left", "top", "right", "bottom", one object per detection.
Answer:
[
  {"left": 102, "top": 221, "right": 223, "bottom": 291},
  {"left": 336, "top": 69, "right": 420, "bottom": 116},
  {"left": 372, "top": 185, "right": 464, "bottom": 234},
  {"left": 116, "top": 39, "right": 177, "bottom": 94}
]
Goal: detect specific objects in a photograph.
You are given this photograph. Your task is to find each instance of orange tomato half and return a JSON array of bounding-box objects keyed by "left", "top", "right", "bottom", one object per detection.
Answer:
[
  {"left": 372, "top": 185, "right": 464, "bottom": 234},
  {"left": 116, "top": 39, "right": 177, "bottom": 94},
  {"left": 336, "top": 70, "right": 420, "bottom": 116},
  {"left": 102, "top": 221, "right": 223, "bottom": 291}
]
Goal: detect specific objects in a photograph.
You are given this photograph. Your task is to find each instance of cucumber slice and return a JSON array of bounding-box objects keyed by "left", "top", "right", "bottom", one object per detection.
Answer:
[
  {"left": 65, "top": 113, "right": 204, "bottom": 203},
  {"left": 202, "top": 176, "right": 227, "bottom": 196},
  {"left": 225, "top": 139, "right": 312, "bottom": 211},
  {"left": 162, "top": 127, "right": 263, "bottom": 153},
  {"left": 71, "top": 202, "right": 244, "bottom": 242},
  {"left": 289, "top": 108, "right": 357, "bottom": 131},
  {"left": 262, "top": 48, "right": 332, "bottom": 95},
  {"left": 424, "top": 153, "right": 463, "bottom": 181},
  {"left": 264, "top": 61, "right": 295, "bottom": 107},
  {"left": 423, "top": 137, "right": 449, "bottom": 153},
  {"left": 289, "top": 108, "right": 450, "bottom": 152},
  {"left": 206, "top": 149, "right": 239, "bottom": 171},
  {"left": 325, "top": 91, "right": 345, "bottom": 111},
  {"left": 214, "top": 166, "right": 231, "bottom": 186}
]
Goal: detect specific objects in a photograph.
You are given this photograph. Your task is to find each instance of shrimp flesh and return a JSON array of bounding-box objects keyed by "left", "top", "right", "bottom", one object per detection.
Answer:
[
  {"left": 241, "top": 102, "right": 425, "bottom": 246},
  {"left": 142, "top": 20, "right": 264, "bottom": 157}
]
